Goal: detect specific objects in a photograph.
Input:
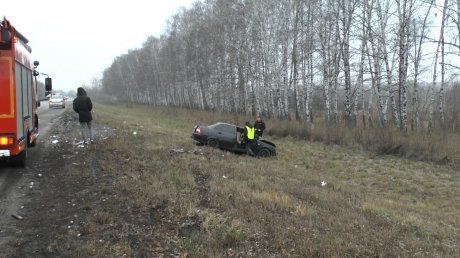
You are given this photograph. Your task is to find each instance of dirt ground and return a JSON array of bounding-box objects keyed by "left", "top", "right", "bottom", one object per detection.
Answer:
[
  {"left": 0, "top": 109, "right": 227, "bottom": 257},
  {"left": 0, "top": 110, "right": 116, "bottom": 257}
]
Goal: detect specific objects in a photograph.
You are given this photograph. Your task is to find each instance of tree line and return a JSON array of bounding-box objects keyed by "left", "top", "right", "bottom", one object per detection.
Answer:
[{"left": 101, "top": 0, "right": 460, "bottom": 132}]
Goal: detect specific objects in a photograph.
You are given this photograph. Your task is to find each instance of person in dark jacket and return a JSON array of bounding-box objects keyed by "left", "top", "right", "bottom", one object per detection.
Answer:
[
  {"left": 254, "top": 116, "right": 266, "bottom": 137},
  {"left": 73, "top": 87, "right": 93, "bottom": 143}
]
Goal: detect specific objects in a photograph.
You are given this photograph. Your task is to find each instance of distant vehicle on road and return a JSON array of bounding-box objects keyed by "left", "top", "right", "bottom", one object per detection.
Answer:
[
  {"left": 191, "top": 122, "right": 276, "bottom": 157},
  {"left": 49, "top": 94, "right": 65, "bottom": 109}
]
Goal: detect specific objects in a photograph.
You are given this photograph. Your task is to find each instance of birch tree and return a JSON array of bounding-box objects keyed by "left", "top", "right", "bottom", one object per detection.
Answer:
[
  {"left": 338, "top": 0, "right": 358, "bottom": 126},
  {"left": 97, "top": 0, "right": 458, "bottom": 134},
  {"left": 429, "top": 0, "right": 449, "bottom": 131},
  {"left": 396, "top": 0, "right": 415, "bottom": 132},
  {"left": 411, "top": 0, "right": 434, "bottom": 131}
]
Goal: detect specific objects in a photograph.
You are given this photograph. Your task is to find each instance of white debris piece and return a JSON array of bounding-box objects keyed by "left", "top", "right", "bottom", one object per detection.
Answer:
[
  {"left": 133, "top": 132, "right": 137, "bottom": 135},
  {"left": 321, "top": 181, "right": 327, "bottom": 187},
  {"left": 51, "top": 140, "right": 59, "bottom": 144},
  {"left": 222, "top": 175, "right": 227, "bottom": 179},
  {"left": 11, "top": 214, "right": 24, "bottom": 220},
  {"left": 38, "top": 173, "right": 42, "bottom": 177}
]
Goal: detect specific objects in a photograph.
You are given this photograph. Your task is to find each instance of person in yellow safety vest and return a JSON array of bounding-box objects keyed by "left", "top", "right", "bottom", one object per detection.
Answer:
[{"left": 243, "top": 121, "right": 256, "bottom": 156}]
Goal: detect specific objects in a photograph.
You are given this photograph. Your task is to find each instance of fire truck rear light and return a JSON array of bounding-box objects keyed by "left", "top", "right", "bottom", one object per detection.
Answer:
[{"left": 0, "top": 136, "right": 14, "bottom": 146}]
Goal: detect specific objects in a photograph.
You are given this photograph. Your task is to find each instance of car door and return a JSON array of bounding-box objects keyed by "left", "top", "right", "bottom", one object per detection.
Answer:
[{"left": 213, "top": 124, "right": 237, "bottom": 149}]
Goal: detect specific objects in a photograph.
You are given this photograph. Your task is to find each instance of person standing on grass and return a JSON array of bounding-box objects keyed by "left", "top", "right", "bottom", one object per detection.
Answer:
[
  {"left": 242, "top": 121, "right": 256, "bottom": 155},
  {"left": 73, "top": 87, "right": 93, "bottom": 144},
  {"left": 254, "top": 116, "right": 266, "bottom": 137}
]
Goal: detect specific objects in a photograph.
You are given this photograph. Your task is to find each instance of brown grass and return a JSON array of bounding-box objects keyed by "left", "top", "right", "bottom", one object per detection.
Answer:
[
  {"left": 16, "top": 103, "right": 460, "bottom": 257},
  {"left": 110, "top": 103, "right": 460, "bottom": 166},
  {"left": 265, "top": 117, "right": 460, "bottom": 166}
]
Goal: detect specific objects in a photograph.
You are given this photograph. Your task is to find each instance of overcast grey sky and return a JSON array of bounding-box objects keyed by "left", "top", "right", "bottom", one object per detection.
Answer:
[{"left": 2, "top": 0, "right": 195, "bottom": 93}]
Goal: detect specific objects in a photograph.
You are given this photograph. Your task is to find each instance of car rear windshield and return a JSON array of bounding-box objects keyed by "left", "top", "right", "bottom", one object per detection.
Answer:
[
  {"left": 51, "top": 95, "right": 63, "bottom": 99},
  {"left": 213, "top": 124, "right": 235, "bottom": 133}
]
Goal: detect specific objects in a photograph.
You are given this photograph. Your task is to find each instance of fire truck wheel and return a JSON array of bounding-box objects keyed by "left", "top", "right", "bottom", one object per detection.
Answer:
[
  {"left": 17, "top": 149, "right": 28, "bottom": 167},
  {"left": 27, "top": 131, "right": 36, "bottom": 147}
]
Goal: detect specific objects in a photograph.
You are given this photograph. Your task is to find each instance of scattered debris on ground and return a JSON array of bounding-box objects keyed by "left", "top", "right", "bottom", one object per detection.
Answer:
[{"left": 170, "top": 148, "right": 204, "bottom": 155}]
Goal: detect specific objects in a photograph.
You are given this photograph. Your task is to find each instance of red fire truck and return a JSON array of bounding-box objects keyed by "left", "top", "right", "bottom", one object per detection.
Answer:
[{"left": 0, "top": 17, "right": 51, "bottom": 166}]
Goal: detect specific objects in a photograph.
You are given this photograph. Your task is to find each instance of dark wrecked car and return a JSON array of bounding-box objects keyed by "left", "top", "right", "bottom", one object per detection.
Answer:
[{"left": 191, "top": 122, "right": 276, "bottom": 157}]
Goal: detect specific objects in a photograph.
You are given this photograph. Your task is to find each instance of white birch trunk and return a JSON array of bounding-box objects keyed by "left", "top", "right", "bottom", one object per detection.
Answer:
[
  {"left": 429, "top": 0, "right": 448, "bottom": 131},
  {"left": 412, "top": 0, "right": 434, "bottom": 130},
  {"left": 356, "top": 9, "right": 366, "bottom": 126},
  {"left": 438, "top": 0, "right": 448, "bottom": 127}
]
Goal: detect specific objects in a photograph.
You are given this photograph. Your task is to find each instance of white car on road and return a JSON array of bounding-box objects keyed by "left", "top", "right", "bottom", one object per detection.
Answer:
[{"left": 49, "top": 94, "right": 66, "bottom": 109}]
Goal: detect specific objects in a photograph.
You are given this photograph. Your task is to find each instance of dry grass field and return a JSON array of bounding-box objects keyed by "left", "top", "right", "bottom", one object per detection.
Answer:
[{"left": 10, "top": 103, "right": 460, "bottom": 257}]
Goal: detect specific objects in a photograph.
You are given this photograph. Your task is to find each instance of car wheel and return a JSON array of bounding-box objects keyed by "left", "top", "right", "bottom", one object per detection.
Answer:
[
  {"left": 257, "top": 148, "right": 271, "bottom": 158},
  {"left": 207, "top": 138, "right": 218, "bottom": 148}
]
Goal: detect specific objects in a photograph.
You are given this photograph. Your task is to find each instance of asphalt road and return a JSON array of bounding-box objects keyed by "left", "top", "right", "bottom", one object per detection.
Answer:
[{"left": 0, "top": 100, "right": 70, "bottom": 246}]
